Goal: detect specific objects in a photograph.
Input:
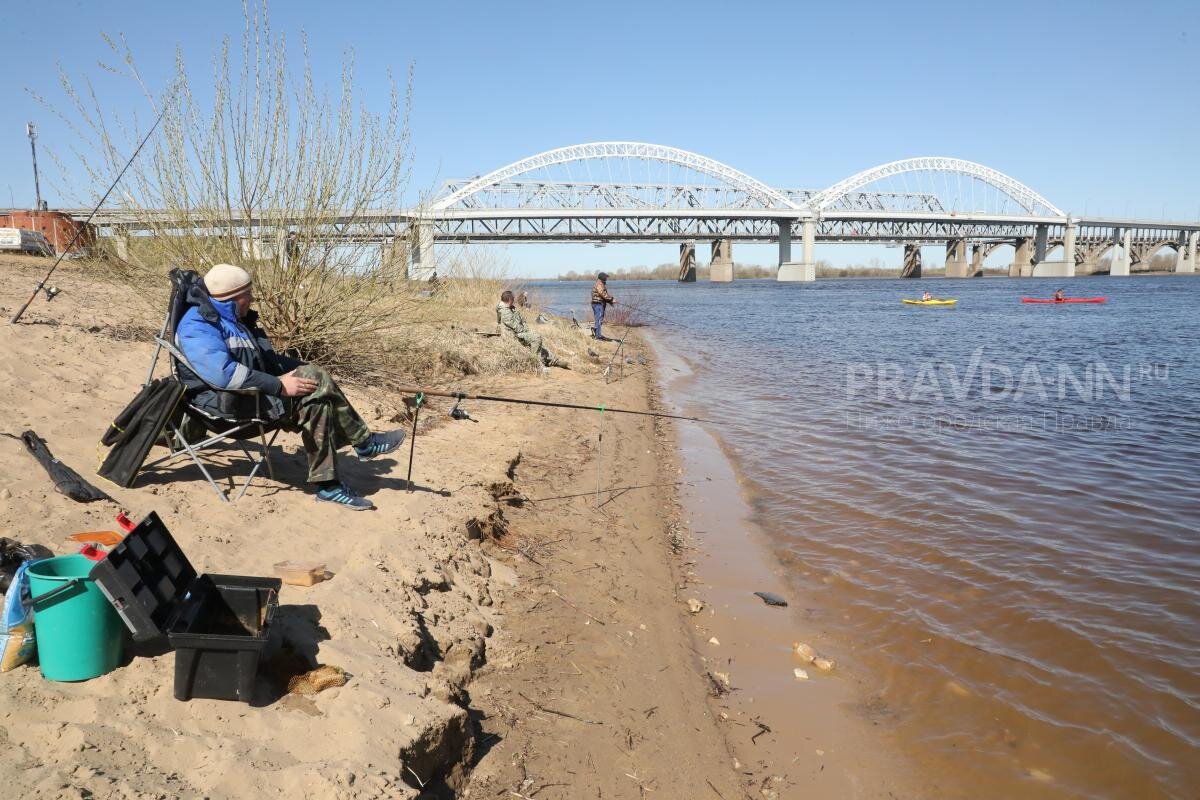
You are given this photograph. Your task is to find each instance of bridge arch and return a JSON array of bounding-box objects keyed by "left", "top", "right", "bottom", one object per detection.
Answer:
[
  {"left": 432, "top": 142, "right": 800, "bottom": 211},
  {"left": 808, "top": 157, "right": 1063, "bottom": 217},
  {"left": 1136, "top": 240, "right": 1179, "bottom": 266}
]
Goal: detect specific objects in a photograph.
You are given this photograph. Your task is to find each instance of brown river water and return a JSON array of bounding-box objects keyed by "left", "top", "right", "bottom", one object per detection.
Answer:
[{"left": 538, "top": 276, "right": 1199, "bottom": 799}]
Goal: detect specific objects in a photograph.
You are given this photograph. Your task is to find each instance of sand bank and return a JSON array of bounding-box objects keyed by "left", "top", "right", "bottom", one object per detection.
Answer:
[{"left": 0, "top": 259, "right": 741, "bottom": 798}]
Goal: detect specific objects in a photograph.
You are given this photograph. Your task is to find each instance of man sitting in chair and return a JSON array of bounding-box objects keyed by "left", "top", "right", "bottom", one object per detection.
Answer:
[{"left": 175, "top": 263, "right": 405, "bottom": 510}]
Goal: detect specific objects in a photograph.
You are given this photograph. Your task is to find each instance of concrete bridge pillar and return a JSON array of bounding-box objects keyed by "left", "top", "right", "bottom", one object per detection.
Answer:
[
  {"left": 1034, "top": 219, "right": 1076, "bottom": 277},
  {"left": 1063, "top": 221, "right": 1077, "bottom": 269},
  {"left": 112, "top": 228, "right": 131, "bottom": 262},
  {"left": 970, "top": 244, "right": 985, "bottom": 277},
  {"left": 1111, "top": 230, "right": 1132, "bottom": 276},
  {"left": 678, "top": 241, "right": 697, "bottom": 282},
  {"left": 709, "top": 238, "right": 733, "bottom": 282},
  {"left": 777, "top": 215, "right": 816, "bottom": 281},
  {"left": 1010, "top": 237, "right": 1034, "bottom": 277},
  {"left": 944, "top": 239, "right": 969, "bottom": 278},
  {"left": 1177, "top": 231, "right": 1197, "bottom": 273},
  {"left": 240, "top": 237, "right": 267, "bottom": 260},
  {"left": 1034, "top": 224, "right": 1049, "bottom": 263},
  {"left": 901, "top": 244, "right": 922, "bottom": 278},
  {"left": 411, "top": 222, "right": 435, "bottom": 281},
  {"left": 776, "top": 219, "right": 792, "bottom": 265}
]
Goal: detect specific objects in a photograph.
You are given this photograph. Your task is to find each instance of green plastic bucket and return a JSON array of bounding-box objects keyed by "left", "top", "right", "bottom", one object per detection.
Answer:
[{"left": 27, "top": 555, "right": 125, "bottom": 681}]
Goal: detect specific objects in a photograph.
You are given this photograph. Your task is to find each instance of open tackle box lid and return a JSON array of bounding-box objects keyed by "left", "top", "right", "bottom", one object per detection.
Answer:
[{"left": 89, "top": 511, "right": 200, "bottom": 642}]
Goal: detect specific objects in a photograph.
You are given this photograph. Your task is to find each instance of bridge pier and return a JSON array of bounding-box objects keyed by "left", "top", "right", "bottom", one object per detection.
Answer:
[
  {"left": 776, "top": 218, "right": 793, "bottom": 264},
  {"left": 778, "top": 215, "right": 816, "bottom": 282},
  {"left": 240, "top": 237, "right": 272, "bottom": 260},
  {"left": 1111, "top": 230, "right": 1132, "bottom": 276},
  {"left": 679, "top": 241, "right": 697, "bottom": 282},
  {"left": 411, "top": 222, "right": 435, "bottom": 281},
  {"left": 1177, "top": 231, "right": 1197, "bottom": 273},
  {"left": 944, "top": 240, "right": 969, "bottom": 278},
  {"left": 901, "top": 244, "right": 922, "bottom": 278},
  {"left": 1010, "top": 237, "right": 1034, "bottom": 277},
  {"left": 112, "top": 228, "right": 131, "bottom": 262},
  {"left": 709, "top": 239, "right": 733, "bottom": 282},
  {"left": 1034, "top": 219, "right": 1076, "bottom": 277},
  {"left": 971, "top": 244, "right": 985, "bottom": 277}
]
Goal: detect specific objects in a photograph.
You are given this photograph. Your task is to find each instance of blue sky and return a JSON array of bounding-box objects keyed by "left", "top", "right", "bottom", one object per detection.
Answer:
[{"left": 3, "top": 0, "right": 1197, "bottom": 276}]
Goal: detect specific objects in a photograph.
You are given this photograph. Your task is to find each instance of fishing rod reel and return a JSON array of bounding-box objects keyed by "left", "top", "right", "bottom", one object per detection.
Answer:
[
  {"left": 43, "top": 285, "right": 61, "bottom": 301},
  {"left": 449, "top": 399, "right": 475, "bottom": 422}
]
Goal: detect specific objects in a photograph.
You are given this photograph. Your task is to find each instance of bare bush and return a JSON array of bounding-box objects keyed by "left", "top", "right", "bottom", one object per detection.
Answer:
[{"left": 37, "top": 3, "right": 418, "bottom": 377}]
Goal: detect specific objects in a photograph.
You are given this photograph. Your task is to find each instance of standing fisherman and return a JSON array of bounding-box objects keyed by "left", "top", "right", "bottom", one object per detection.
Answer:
[{"left": 590, "top": 272, "right": 614, "bottom": 340}]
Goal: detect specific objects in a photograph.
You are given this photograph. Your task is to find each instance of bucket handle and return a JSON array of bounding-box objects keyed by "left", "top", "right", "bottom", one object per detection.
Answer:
[{"left": 30, "top": 578, "right": 83, "bottom": 609}]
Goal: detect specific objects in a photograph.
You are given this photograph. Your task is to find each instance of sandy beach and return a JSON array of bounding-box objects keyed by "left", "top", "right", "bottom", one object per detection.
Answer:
[{"left": 0, "top": 257, "right": 912, "bottom": 799}]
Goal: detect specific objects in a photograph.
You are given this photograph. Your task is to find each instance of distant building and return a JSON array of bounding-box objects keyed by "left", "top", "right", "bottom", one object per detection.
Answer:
[{"left": 0, "top": 210, "right": 94, "bottom": 253}]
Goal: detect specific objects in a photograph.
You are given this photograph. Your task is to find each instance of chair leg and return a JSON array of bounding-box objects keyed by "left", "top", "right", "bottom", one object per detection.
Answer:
[
  {"left": 169, "top": 424, "right": 231, "bottom": 503},
  {"left": 232, "top": 427, "right": 281, "bottom": 502}
]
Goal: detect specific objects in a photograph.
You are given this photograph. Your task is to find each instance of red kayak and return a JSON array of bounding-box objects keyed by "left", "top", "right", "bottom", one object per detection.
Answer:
[{"left": 1021, "top": 297, "right": 1107, "bottom": 304}]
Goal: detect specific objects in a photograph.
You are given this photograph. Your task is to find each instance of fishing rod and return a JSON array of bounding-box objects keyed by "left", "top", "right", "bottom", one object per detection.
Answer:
[
  {"left": 398, "top": 384, "right": 708, "bottom": 495},
  {"left": 10, "top": 102, "right": 169, "bottom": 325},
  {"left": 602, "top": 325, "right": 632, "bottom": 383},
  {"left": 540, "top": 301, "right": 684, "bottom": 329},
  {"left": 394, "top": 386, "right": 709, "bottom": 423}
]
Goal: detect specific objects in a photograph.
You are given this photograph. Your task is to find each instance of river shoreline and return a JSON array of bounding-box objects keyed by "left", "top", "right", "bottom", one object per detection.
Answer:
[{"left": 648, "top": 330, "right": 928, "bottom": 799}]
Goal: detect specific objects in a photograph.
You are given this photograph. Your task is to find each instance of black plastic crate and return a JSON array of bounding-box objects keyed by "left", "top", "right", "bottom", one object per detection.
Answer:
[{"left": 90, "top": 512, "right": 281, "bottom": 703}]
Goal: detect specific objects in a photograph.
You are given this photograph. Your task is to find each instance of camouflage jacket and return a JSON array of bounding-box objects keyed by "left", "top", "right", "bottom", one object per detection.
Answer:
[
  {"left": 591, "top": 280, "right": 613, "bottom": 305},
  {"left": 496, "top": 303, "right": 529, "bottom": 336}
]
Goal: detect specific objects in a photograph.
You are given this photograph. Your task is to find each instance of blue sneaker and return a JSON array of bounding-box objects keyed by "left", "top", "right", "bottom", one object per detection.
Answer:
[
  {"left": 354, "top": 429, "right": 406, "bottom": 460},
  {"left": 314, "top": 483, "right": 374, "bottom": 511}
]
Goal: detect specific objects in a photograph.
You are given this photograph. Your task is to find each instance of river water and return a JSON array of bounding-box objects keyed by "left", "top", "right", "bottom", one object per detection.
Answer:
[{"left": 532, "top": 275, "right": 1199, "bottom": 799}]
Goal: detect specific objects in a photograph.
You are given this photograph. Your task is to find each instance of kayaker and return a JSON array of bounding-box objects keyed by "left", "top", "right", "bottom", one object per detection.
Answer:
[
  {"left": 1053, "top": 288, "right": 1065, "bottom": 302},
  {"left": 921, "top": 290, "right": 933, "bottom": 302}
]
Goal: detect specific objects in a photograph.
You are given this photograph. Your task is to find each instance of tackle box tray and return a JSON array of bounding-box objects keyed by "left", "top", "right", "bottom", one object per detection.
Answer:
[{"left": 90, "top": 512, "right": 281, "bottom": 702}]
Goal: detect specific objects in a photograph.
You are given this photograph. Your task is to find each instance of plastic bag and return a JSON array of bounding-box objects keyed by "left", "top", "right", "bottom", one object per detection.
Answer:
[{"left": 0, "top": 560, "right": 41, "bottom": 672}]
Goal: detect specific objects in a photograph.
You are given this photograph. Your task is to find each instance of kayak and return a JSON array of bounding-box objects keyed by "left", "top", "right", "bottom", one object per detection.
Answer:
[
  {"left": 1021, "top": 297, "right": 1107, "bottom": 304},
  {"left": 902, "top": 298, "right": 957, "bottom": 306}
]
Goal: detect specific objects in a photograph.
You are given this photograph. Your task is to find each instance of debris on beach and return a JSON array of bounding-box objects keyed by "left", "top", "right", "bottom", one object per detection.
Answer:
[
  {"left": 707, "top": 671, "right": 732, "bottom": 696},
  {"left": 753, "top": 591, "right": 788, "bottom": 607},
  {"left": 287, "top": 664, "right": 348, "bottom": 695},
  {"left": 793, "top": 668, "right": 809, "bottom": 681},
  {"left": 687, "top": 598, "right": 704, "bottom": 614},
  {"left": 708, "top": 636, "right": 720, "bottom": 645},
  {"left": 812, "top": 657, "right": 836, "bottom": 673},
  {"left": 792, "top": 642, "right": 816, "bottom": 663}
]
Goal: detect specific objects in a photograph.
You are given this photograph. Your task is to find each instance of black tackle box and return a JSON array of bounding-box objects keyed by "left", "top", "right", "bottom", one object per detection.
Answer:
[{"left": 89, "top": 512, "right": 281, "bottom": 703}]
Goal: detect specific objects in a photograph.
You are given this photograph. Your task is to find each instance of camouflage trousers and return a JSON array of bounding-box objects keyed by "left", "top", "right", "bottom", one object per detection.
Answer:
[
  {"left": 282, "top": 364, "right": 371, "bottom": 483},
  {"left": 515, "top": 331, "right": 558, "bottom": 367}
]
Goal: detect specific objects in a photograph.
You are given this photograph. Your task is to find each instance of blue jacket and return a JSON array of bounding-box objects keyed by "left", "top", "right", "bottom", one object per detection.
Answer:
[{"left": 174, "top": 282, "right": 301, "bottom": 421}]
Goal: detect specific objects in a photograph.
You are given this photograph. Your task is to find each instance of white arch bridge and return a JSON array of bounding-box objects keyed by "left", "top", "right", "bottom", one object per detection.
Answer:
[{"left": 76, "top": 141, "right": 1200, "bottom": 281}]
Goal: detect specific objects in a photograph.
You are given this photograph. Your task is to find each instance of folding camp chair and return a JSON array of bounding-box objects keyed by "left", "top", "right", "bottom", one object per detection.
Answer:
[{"left": 139, "top": 268, "right": 281, "bottom": 503}]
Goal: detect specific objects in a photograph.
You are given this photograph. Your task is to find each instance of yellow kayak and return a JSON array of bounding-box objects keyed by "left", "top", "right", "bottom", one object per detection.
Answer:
[{"left": 902, "top": 298, "right": 957, "bottom": 306}]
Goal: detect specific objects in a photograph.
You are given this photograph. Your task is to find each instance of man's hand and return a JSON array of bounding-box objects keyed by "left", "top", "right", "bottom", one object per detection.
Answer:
[{"left": 280, "top": 370, "right": 318, "bottom": 397}]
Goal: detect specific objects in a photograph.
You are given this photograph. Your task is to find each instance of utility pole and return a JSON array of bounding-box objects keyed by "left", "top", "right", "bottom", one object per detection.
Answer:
[{"left": 27, "top": 122, "right": 42, "bottom": 211}]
